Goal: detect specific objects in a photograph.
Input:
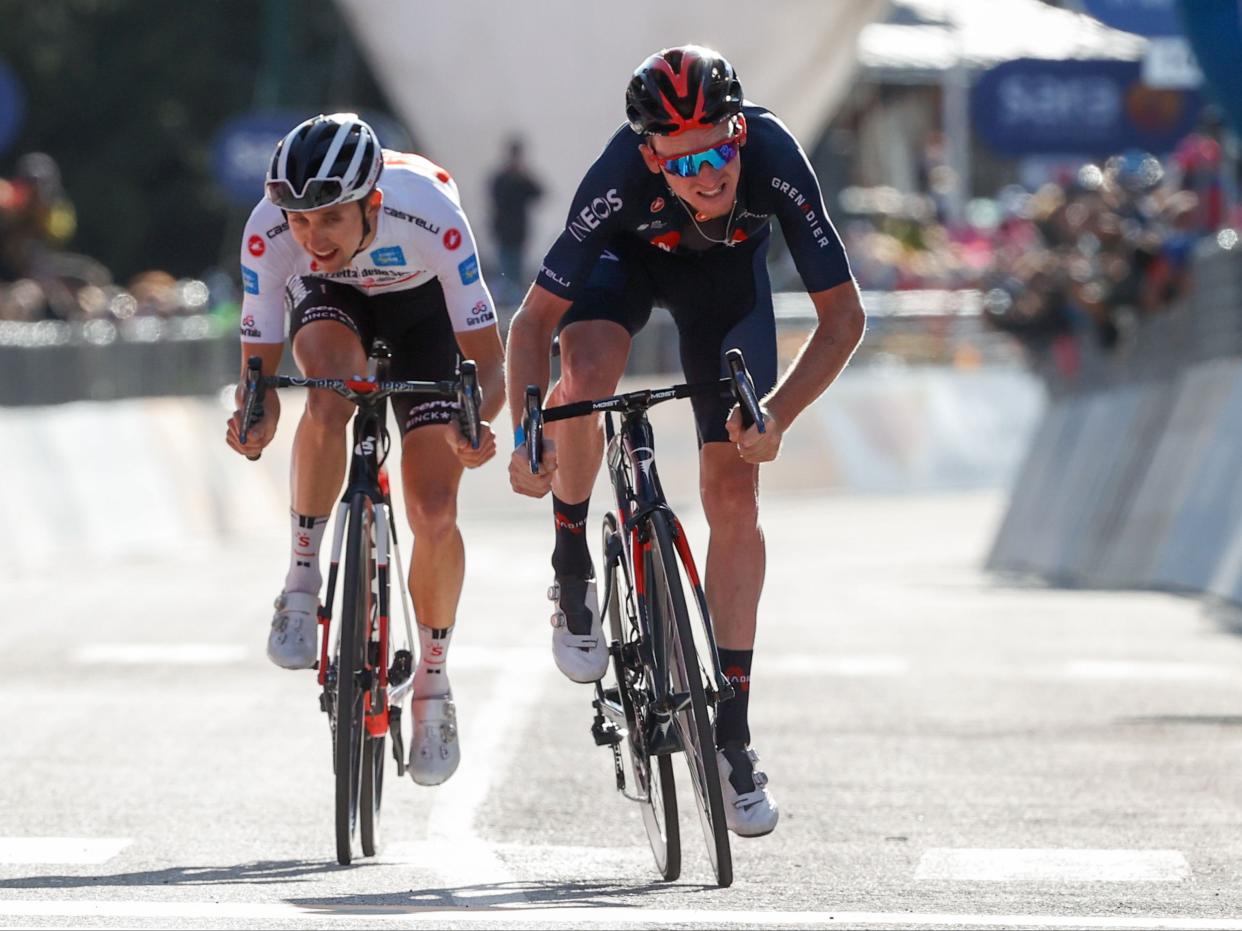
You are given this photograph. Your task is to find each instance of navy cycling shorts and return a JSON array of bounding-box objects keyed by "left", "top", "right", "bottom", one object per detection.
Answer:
[{"left": 557, "top": 236, "right": 778, "bottom": 445}]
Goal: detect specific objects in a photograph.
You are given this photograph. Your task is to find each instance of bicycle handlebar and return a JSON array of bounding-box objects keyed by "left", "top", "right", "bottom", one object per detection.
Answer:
[
  {"left": 523, "top": 347, "right": 766, "bottom": 474},
  {"left": 237, "top": 356, "right": 482, "bottom": 458}
]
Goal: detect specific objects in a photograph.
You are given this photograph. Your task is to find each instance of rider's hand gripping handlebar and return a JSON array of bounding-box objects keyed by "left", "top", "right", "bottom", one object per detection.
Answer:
[
  {"left": 523, "top": 385, "right": 543, "bottom": 474},
  {"left": 239, "top": 355, "right": 266, "bottom": 461},
  {"left": 456, "top": 359, "right": 482, "bottom": 451},
  {"left": 725, "top": 348, "right": 766, "bottom": 434}
]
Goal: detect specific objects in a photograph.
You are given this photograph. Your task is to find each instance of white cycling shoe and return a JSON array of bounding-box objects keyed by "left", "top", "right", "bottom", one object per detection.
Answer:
[
  {"left": 717, "top": 743, "right": 780, "bottom": 837},
  {"left": 548, "top": 575, "right": 608, "bottom": 683},
  {"left": 267, "top": 591, "right": 319, "bottom": 670},
  {"left": 408, "top": 693, "right": 460, "bottom": 786}
]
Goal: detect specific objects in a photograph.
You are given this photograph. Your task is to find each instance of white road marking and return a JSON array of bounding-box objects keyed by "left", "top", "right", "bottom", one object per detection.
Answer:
[
  {"left": 0, "top": 837, "right": 130, "bottom": 864},
  {"left": 416, "top": 661, "right": 549, "bottom": 898},
  {"left": 1057, "top": 660, "right": 1233, "bottom": 681},
  {"left": 72, "top": 644, "right": 248, "bottom": 665},
  {"left": 0, "top": 901, "right": 1237, "bottom": 928},
  {"left": 915, "top": 848, "right": 1191, "bottom": 882}
]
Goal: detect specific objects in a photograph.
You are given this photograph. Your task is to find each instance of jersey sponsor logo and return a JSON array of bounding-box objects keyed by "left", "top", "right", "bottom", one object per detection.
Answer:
[
  {"left": 466, "top": 299, "right": 494, "bottom": 327},
  {"left": 370, "top": 245, "right": 407, "bottom": 267},
  {"left": 567, "top": 188, "right": 624, "bottom": 242},
  {"left": 247, "top": 235, "right": 265, "bottom": 257},
  {"left": 636, "top": 220, "right": 667, "bottom": 231},
  {"left": 384, "top": 205, "right": 442, "bottom": 235},
  {"left": 651, "top": 231, "right": 681, "bottom": 252},
  {"left": 771, "top": 177, "right": 832, "bottom": 247},
  {"left": 458, "top": 254, "right": 479, "bottom": 285},
  {"left": 650, "top": 196, "right": 665, "bottom": 212},
  {"left": 540, "top": 265, "right": 571, "bottom": 289},
  {"left": 241, "top": 264, "right": 259, "bottom": 294},
  {"left": 265, "top": 221, "right": 288, "bottom": 239},
  {"left": 443, "top": 228, "right": 462, "bottom": 250}
]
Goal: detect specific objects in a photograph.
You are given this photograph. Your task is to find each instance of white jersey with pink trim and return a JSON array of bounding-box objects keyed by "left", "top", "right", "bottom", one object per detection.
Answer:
[{"left": 238, "top": 150, "right": 496, "bottom": 344}]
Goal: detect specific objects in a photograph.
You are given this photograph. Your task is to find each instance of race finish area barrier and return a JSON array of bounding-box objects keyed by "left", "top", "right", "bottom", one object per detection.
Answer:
[{"left": 988, "top": 240, "right": 1242, "bottom": 605}]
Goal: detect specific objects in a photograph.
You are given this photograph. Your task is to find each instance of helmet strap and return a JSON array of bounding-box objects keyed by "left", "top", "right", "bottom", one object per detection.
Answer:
[{"left": 350, "top": 200, "right": 371, "bottom": 260}]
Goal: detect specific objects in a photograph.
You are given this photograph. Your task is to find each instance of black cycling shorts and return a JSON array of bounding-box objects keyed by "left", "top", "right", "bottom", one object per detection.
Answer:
[
  {"left": 556, "top": 235, "right": 778, "bottom": 445},
  {"left": 285, "top": 276, "right": 461, "bottom": 434}
]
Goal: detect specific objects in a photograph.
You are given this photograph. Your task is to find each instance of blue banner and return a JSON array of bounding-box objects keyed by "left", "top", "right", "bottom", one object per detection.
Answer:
[
  {"left": 1083, "top": 0, "right": 1184, "bottom": 37},
  {"left": 0, "top": 59, "right": 25, "bottom": 156},
  {"left": 211, "top": 110, "right": 413, "bottom": 205},
  {"left": 972, "top": 58, "right": 1201, "bottom": 156},
  {"left": 1177, "top": 0, "right": 1242, "bottom": 134}
]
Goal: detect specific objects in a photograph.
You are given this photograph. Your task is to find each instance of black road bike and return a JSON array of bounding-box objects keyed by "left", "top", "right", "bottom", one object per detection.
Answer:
[
  {"left": 523, "top": 348, "right": 765, "bottom": 888},
  {"left": 239, "top": 339, "right": 481, "bottom": 865}
]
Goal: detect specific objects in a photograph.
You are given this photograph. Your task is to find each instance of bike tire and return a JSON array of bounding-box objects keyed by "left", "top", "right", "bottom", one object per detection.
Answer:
[
  {"left": 334, "top": 494, "right": 371, "bottom": 866},
  {"left": 649, "top": 511, "right": 733, "bottom": 888},
  {"left": 360, "top": 728, "right": 385, "bottom": 857},
  {"left": 603, "top": 513, "right": 680, "bottom": 882}
]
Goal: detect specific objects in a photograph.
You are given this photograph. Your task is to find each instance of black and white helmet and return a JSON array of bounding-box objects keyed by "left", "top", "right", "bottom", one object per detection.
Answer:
[{"left": 264, "top": 113, "right": 383, "bottom": 212}]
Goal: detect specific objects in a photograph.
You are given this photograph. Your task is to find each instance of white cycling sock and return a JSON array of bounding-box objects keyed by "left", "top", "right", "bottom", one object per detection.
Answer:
[
  {"left": 413, "top": 624, "right": 453, "bottom": 699},
  {"left": 284, "top": 511, "right": 328, "bottom": 595}
]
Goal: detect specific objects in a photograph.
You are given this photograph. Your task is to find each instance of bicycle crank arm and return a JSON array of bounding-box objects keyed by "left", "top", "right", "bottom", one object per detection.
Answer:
[{"left": 388, "top": 704, "right": 406, "bottom": 778}]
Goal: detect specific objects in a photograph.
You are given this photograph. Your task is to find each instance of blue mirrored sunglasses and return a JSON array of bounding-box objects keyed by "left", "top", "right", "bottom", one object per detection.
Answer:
[{"left": 660, "top": 137, "right": 742, "bottom": 178}]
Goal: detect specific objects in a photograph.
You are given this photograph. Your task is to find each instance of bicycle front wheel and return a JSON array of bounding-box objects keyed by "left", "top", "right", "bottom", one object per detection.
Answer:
[
  {"left": 603, "top": 513, "right": 679, "bottom": 881},
  {"left": 334, "top": 493, "right": 372, "bottom": 865},
  {"left": 648, "top": 511, "right": 733, "bottom": 888}
]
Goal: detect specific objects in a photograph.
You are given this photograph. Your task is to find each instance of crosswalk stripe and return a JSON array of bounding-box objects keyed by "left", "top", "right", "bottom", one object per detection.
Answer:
[
  {"left": 0, "top": 901, "right": 1236, "bottom": 928},
  {"left": 915, "top": 848, "right": 1191, "bottom": 882},
  {"left": 0, "top": 837, "right": 131, "bottom": 865}
]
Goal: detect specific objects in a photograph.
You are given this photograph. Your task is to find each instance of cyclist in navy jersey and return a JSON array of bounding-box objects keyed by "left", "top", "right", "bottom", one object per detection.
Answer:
[{"left": 506, "top": 47, "right": 865, "bottom": 837}]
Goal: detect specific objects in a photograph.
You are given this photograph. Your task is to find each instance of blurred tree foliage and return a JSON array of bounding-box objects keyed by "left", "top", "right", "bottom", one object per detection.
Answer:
[{"left": 0, "top": 0, "right": 395, "bottom": 282}]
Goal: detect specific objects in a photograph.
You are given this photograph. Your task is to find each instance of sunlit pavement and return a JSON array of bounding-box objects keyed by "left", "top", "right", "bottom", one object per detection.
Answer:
[{"left": 3, "top": 488, "right": 1242, "bottom": 929}]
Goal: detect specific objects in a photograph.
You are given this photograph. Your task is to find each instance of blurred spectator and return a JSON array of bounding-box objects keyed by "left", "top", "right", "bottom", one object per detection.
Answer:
[
  {"left": 835, "top": 130, "right": 1237, "bottom": 365},
  {"left": 0, "top": 152, "right": 78, "bottom": 282},
  {"left": 488, "top": 137, "right": 543, "bottom": 305}
]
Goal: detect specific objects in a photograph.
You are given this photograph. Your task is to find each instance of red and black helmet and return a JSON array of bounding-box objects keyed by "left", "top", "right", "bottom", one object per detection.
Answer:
[{"left": 625, "top": 45, "right": 743, "bottom": 137}]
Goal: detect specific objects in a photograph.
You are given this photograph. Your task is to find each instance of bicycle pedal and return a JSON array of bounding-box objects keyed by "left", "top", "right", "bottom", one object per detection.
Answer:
[{"left": 591, "top": 711, "right": 621, "bottom": 747}]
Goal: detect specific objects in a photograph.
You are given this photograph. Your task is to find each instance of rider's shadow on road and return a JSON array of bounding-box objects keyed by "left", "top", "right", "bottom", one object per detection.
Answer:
[
  {"left": 290, "top": 878, "right": 714, "bottom": 912},
  {"left": 0, "top": 859, "right": 338, "bottom": 890}
]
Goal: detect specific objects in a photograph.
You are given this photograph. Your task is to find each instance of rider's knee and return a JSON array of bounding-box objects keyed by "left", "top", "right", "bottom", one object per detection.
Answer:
[
  {"left": 559, "top": 342, "right": 625, "bottom": 400},
  {"left": 405, "top": 487, "right": 459, "bottom": 538},
  {"left": 302, "top": 389, "right": 353, "bottom": 432}
]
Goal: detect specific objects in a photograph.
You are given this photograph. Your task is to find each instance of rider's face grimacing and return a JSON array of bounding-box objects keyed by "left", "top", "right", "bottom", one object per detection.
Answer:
[
  {"left": 643, "top": 117, "right": 744, "bottom": 221},
  {"left": 286, "top": 197, "right": 377, "bottom": 273}
]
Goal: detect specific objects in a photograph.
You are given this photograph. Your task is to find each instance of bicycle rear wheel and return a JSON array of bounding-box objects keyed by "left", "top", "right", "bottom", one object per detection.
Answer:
[
  {"left": 648, "top": 511, "right": 732, "bottom": 887},
  {"left": 603, "top": 513, "right": 679, "bottom": 881},
  {"left": 334, "top": 494, "right": 371, "bottom": 865}
]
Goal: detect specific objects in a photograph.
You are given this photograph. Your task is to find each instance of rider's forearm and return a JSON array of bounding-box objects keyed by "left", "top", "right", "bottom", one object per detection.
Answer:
[
  {"left": 765, "top": 285, "right": 866, "bottom": 429},
  {"left": 240, "top": 341, "right": 284, "bottom": 380},
  {"left": 479, "top": 362, "right": 506, "bottom": 425},
  {"left": 504, "top": 306, "right": 556, "bottom": 432}
]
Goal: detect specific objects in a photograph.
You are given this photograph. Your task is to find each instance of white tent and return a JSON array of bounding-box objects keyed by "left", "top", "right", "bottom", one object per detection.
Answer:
[{"left": 337, "top": 0, "right": 886, "bottom": 270}]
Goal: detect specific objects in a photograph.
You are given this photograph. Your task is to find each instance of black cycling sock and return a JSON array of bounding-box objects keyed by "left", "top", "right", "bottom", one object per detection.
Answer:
[
  {"left": 551, "top": 494, "right": 593, "bottom": 579},
  {"left": 715, "top": 648, "right": 753, "bottom": 748}
]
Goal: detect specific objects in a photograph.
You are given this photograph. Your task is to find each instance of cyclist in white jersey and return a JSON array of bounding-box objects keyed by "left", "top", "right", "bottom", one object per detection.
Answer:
[{"left": 224, "top": 113, "right": 505, "bottom": 787}]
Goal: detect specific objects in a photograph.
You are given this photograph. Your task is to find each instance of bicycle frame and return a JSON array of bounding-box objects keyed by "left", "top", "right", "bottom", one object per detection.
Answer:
[{"left": 601, "top": 403, "right": 734, "bottom": 720}]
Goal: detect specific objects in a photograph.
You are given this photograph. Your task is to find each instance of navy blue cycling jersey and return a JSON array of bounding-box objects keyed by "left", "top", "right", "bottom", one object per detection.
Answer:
[{"left": 538, "top": 104, "right": 853, "bottom": 301}]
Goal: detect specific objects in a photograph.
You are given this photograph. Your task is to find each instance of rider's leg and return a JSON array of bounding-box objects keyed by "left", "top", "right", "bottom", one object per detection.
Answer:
[
  {"left": 399, "top": 422, "right": 467, "bottom": 785},
  {"left": 265, "top": 317, "right": 367, "bottom": 671},
  {"left": 399, "top": 423, "right": 467, "bottom": 636},
  {"left": 287, "top": 319, "right": 368, "bottom": 587},
  {"left": 542, "top": 321, "right": 630, "bottom": 682},
  {"left": 546, "top": 320, "right": 630, "bottom": 580},
  {"left": 699, "top": 445, "right": 763, "bottom": 735}
]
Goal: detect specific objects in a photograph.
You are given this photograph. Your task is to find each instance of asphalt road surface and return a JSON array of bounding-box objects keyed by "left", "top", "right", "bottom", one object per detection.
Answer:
[{"left": 3, "top": 483, "right": 1242, "bottom": 930}]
